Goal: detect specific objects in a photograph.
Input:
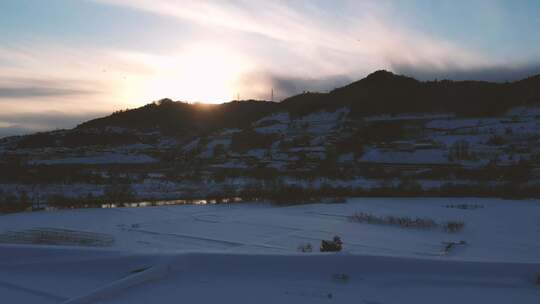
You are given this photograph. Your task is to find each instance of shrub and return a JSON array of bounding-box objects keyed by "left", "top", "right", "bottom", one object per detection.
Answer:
[
  {"left": 0, "top": 191, "right": 31, "bottom": 214},
  {"left": 332, "top": 273, "right": 350, "bottom": 283},
  {"left": 267, "top": 183, "right": 320, "bottom": 205},
  {"left": 441, "top": 240, "right": 467, "bottom": 255},
  {"left": 486, "top": 135, "right": 505, "bottom": 146},
  {"left": 536, "top": 275, "right": 540, "bottom": 285},
  {"left": 349, "top": 212, "right": 437, "bottom": 229},
  {"left": 445, "top": 204, "right": 484, "bottom": 210},
  {"left": 444, "top": 221, "right": 465, "bottom": 233},
  {"left": 297, "top": 243, "right": 313, "bottom": 253},
  {"left": 448, "top": 140, "right": 472, "bottom": 161},
  {"left": 320, "top": 236, "right": 342, "bottom": 252},
  {"left": 230, "top": 130, "right": 277, "bottom": 153},
  {"left": 397, "top": 179, "right": 423, "bottom": 195},
  {"left": 104, "top": 183, "right": 135, "bottom": 205},
  {"left": 349, "top": 212, "right": 464, "bottom": 233}
]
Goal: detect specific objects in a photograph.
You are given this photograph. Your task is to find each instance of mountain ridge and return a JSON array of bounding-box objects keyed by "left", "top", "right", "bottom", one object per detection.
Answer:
[
  {"left": 73, "top": 70, "right": 540, "bottom": 136},
  {"left": 3, "top": 70, "right": 540, "bottom": 142}
]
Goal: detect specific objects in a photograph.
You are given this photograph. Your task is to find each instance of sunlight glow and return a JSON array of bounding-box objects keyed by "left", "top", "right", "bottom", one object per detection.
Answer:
[{"left": 122, "top": 47, "right": 247, "bottom": 104}]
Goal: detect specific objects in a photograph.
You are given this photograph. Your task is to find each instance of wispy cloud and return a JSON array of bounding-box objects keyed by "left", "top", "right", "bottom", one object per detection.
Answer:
[
  {"left": 392, "top": 62, "right": 540, "bottom": 82},
  {"left": 93, "top": 0, "right": 489, "bottom": 69},
  {"left": 0, "top": 77, "right": 100, "bottom": 99},
  {"left": 235, "top": 71, "right": 352, "bottom": 101},
  {"left": 0, "top": 45, "right": 162, "bottom": 111},
  {"left": 93, "top": 0, "right": 515, "bottom": 99},
  {"left": 0, "top": 111, "right": 106, "bottom": 138}
]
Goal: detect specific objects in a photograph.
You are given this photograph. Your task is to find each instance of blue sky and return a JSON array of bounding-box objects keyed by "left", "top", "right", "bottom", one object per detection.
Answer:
[{"left": 1, "top": 0, "right": 540, "bottom": 136}]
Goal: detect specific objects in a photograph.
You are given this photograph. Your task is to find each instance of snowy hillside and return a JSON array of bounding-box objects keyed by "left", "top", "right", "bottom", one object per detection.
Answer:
[
  {"left": 2, "top": 104, "right": 540, "bottom": 208},
  {"left": 2, "top": 71, "right": 540, "bottom": 207}
]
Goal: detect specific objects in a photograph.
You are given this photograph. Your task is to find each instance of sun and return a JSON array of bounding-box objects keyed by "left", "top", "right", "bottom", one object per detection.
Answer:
[{"left": 123, "top": 47, "right": 245, "bottom": 105}]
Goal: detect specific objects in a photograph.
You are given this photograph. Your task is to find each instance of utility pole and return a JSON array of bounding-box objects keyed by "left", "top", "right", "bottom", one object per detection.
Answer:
[{"left": 271, "top": 88, "right": 274, "bottom": 102}]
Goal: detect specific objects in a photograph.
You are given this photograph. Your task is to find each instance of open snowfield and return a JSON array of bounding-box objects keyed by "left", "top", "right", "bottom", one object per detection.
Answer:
[{"left": 1, "top": 198, "right": 539, "bottom": 303}]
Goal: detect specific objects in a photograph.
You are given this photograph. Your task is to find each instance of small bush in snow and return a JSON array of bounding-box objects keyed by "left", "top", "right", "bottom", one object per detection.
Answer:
[
  {"left": 445, "top": 204, "right": 484, "bottom": 210},
  {"left": 441, "top": 240, "right": 467, "bottom": 255},
  {"left": 444, "top": 221, "right": 465, "bottom": 233},
  {"left": 332, "top": 273, "right": 350, "bottom": 283},
  {"left": 320, "top": 236, "right": 343, "bottom": 252},
  {"left": 348, "top": 212, "right": 437, "bottom": 229},
  {"left": 536, "top": 275, "right": 540, "bottom": 285},
  {"left": 297, "top": 243, "right": 313, "bottom": 253}
]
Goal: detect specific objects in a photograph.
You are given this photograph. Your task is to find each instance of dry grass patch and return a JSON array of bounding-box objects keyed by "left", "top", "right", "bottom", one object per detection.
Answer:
[{"left": 348, "top": 212, "right": 464, "bottom": 233}]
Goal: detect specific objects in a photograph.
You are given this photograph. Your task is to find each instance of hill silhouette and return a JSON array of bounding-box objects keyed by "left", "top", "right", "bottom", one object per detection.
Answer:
[
  {"left": 79, "top": 99, "right": 278, "bottom": 136},
  {"left": 77, "top": 70, "right": 540, "bottom": 135},
  {"left": 282, "top": 70, "right": 540, "bottom": 117}
]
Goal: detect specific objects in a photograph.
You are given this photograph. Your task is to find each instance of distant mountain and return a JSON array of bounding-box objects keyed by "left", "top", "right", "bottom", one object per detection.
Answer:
[
  {"left": 78, "top": 99, "right": 278, "bottom": 136},
  {"left": 4, "top": 70, "right": 540, "bottom": 149},
  {"left": 76, "top": 70, "right": 540, "bottom": 136},
  {"left": 282, "top": 70, "right": 540, "bottom": 117}
]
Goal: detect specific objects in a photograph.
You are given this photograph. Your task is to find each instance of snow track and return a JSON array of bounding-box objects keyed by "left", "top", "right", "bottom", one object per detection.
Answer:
[{"left": 62, "top": 262, "right": 173, "bottom": 304}]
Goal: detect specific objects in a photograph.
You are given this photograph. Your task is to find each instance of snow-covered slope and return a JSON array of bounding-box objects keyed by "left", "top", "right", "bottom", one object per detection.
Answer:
[
  {"left": 2, "top": 104, "right": 540, "bottom": 205},
  {"left": 1, "top": 247, "right": 539, "bottom": 304},
  {"left": 1, "top": 198, "right": 539, "bottom": 303}
]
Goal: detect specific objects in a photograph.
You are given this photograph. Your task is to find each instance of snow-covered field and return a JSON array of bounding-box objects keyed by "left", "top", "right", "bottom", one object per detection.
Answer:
[{"left": 1, "top": 198, "right": 539, "bottom": 303}]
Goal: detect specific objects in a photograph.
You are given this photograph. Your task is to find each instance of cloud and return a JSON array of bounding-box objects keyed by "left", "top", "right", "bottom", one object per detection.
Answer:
[
  {"left": 92, "top": 0, "right": 499, "bottom": 82},
  {"left": 0, "top": 45, "right": 164, "bottom": 113},
  {"left": 0, "top": 125, "right": 34, "bottom": 138},
  {"left": 391, "top": 62, "right": 540, "bottom": 82},
  {"left": 0, "top": 78, "right": 100, "bottom": 99},
  {"left": 235, "top": 71, "right": 352, "bottom": 101},
  {"left": 0, "top": 111, "right": 106, "bottom": 138}
]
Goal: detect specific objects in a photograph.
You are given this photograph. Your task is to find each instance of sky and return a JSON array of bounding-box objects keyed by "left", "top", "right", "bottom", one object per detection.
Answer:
[{"left": 1, "top": 0, "right": 540, "bottom": 136}]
